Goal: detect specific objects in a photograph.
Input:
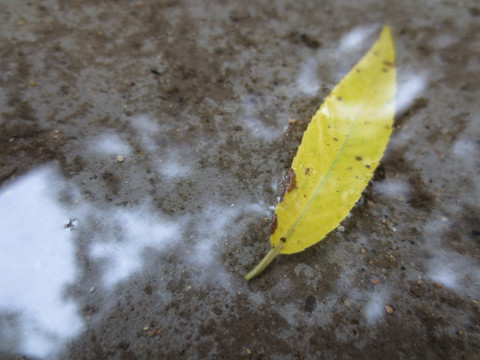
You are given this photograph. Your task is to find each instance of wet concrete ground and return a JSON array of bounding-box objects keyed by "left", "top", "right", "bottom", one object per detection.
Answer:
[{"left": 1, "top": 0, "right": 479, "bottom": 359}]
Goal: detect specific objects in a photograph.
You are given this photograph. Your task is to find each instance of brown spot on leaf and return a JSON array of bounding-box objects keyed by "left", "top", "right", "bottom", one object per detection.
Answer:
[
  {"left": 270, "top": 214, "right": 278, "bottom": 235},
  {"left": 280, "top": 168, "right": 298, "bottom": 201},
  {"left": 355, "top": 156, "right": 363, "bottom": 161},
  {"left": 286, "top": 168, "right": 297, "bottom": 192},
  {"left": 305, "top": 167, "right": 310, "bottom": 175}
]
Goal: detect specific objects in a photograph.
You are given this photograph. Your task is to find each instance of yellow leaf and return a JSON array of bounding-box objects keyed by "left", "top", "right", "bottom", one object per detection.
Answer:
[{"left": 245, "top": 25, "right": 396, "bottom": 281}]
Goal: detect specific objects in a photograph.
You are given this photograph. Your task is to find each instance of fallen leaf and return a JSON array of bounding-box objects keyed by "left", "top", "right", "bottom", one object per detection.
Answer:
[{"left": 245, "top": 25, "right": 396, "bottom": 280}]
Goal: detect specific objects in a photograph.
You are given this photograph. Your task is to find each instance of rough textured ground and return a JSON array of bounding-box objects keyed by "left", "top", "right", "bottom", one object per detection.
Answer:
[{"left": 1, "top": 0, "right": 479, "bottom": 359}]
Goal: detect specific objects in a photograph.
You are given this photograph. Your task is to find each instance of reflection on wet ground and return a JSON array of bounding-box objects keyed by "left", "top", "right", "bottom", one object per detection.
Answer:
[
  {"left": 1, "top": 0, "right": 479, "bottom": 358},
  {"left": 0, "top": 167, "right": 83, "bottom": 358}
]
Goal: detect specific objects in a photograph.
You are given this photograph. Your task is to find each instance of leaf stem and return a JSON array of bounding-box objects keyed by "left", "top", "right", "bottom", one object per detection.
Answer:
[{"left": 244, "top": 243, "right": 283, "bottom": 281}]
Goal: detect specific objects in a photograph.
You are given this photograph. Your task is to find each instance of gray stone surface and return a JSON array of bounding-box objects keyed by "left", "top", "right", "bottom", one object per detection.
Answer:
[{"left": 0, "top": 0, "right": 479, "bottom": 359}]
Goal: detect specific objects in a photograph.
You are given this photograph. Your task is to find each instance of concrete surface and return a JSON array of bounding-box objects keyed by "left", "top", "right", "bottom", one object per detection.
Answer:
[{"left": 1, "top": 0, "right": 479, "bottom": 359}]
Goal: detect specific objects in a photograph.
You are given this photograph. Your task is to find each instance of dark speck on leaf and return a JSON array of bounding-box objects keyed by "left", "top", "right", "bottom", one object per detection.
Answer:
[{"left": 355, "top": 156, "right": 362, "bottom": 161}]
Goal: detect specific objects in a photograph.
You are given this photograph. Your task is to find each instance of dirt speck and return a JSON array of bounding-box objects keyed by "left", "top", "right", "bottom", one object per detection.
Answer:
[{"left": 304, "top": 295, "right": 317, "bottom": 313}]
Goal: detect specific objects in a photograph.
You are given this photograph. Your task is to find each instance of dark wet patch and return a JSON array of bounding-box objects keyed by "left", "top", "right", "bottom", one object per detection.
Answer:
[
  {"left": 286, "top": 30, "right": 322, "bottom": 49},
  {"left": 394, "top": 97, "right": 428, "bottom": 128},
  {"left": 300, "top": 33, "right": 322, "bottom": 49},
  {"left": 383, "top": 150, "right": 436, "bottom": 211},
  {"left": 426, "top": 112, "right": 469, "bottom": 145},
  {"left": 0, "top": 165, "right": 17, "bottom": 183},
  {"left": 373, "top": 163, "right": 386, "bottom": 181},
  {"left": 469, "top": 7, "right": 480, "bottom": 16},
  {"left": 304, "top": 295, "right": 317, "bottom": 312},
  {"left": 406, "top": 174, "right": 435, "bottom": 209},
  {"left": 0, "top": 122, "right": 62, "bottom": 185},
  {"left": 102, "top": 171, "right": 121, "bottom": 195}
]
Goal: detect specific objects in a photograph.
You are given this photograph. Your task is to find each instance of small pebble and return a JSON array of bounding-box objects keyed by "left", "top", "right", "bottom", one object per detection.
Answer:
[
  {"left": 337, "top": 225, "right": 345, "bottom": 232},
  {"left": 343, "top": 300, "right": 350, "bottom": 308},
  {"left": 381, "top": 268, "right": 387, "bottom": 274},
  {"left": 371, "top": 279, "right": 380, "bottom": 285},
  {"left": 117, "top": 155, "right": 125, "bottom": 162},
  {"left": 89, "top": 286, "right": 95, "bottom": 293},
  {"left": 143, "top": 326, "right": 149, "bottom": 331},
  {"left": 434, "top": 282, "right": 443, "bottom": 289},
  {"left": 385, "top": 305, "right": 394, "bottom": 314},
  {"left": 288, "top": 118, "right": 297, "bottom": 124}
]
